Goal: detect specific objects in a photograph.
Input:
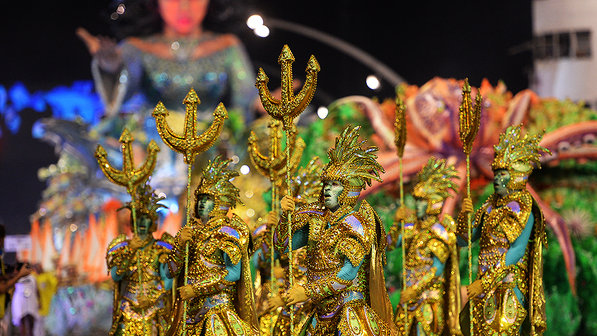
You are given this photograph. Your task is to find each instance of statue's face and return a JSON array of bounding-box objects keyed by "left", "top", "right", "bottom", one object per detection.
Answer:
[
  {"left": 195, "top": 193, "right": 215, "bottom": 220},
  {"left": 493, "top": 169, "right": 511, "bottom": 197},
  {"left": 158, "top": 0, "right": 209, "bottom": 35},
  {"left": 414, "top": 197, "right": 428, "bottom": 219},
  {"left": 323, "top": 180, "right": 344, "bottom": 211},
  {"left": 136, "top": 214, "right": 154, "bottom": 236}
]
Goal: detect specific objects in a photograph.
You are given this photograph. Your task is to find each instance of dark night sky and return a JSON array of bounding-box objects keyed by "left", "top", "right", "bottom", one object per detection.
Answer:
[{"left": 0, "top": 0, "right": 533, "bottom": 233}]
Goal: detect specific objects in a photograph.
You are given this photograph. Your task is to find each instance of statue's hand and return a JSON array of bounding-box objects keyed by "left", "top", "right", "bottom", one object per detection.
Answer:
[
  {"left": 179, "top": 284, "right": 196, "bottom": 300},
  {"left": 399, "top": 287, "right": 416, "bottom": 304},
  {"left": 394, "top": 205, "right": 410, "bottom": 224},
  {"left": 267, "top": 295, "right": 284, "bottom": 311},
  {"left": 177, "top": 227, "right": 193, "bottom": 245},
  {"left": 267, "top": 211, "right": 279, "bottom": 227},
  {"left": 284, "top": 284, "right": 308, "bottom": 305},
  {"left": 76, "top": 27, "right": 121, "bottom": 73},
  {"left": 280, "top": 195, "right": 295, "bottom": 213},
  {"left": 461, "top": 197, "right": 474, "bottom": 215},
  {"left": 466, "top": 279, "right": 483, "bottom": 298},
  {"left": 129, "top": 236, "right": 144, "bottom": 251}
]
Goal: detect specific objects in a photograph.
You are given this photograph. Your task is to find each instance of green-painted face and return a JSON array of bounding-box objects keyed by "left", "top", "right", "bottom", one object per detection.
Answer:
[
  {"left": 493, "top": 169, "right": 511, "bottom": 197},
  {"left": 195, "top": 194, "right": 215, "bottom": 220},
  {"left": 414, "top": 197, "right": 428, "bottom": 219},
  {"left": 323, "top": 180, "right": 344, "bottom": 212},
  {"left": 136, "top": 214, "right": 154, "bottom": 236}
]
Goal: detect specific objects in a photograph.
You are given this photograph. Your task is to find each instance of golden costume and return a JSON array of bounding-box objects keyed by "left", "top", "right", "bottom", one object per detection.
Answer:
[
  {"left": 106, "top": 183, "right": 174, "bottom": 335},
  {"left": 275, "top": 126, "right": 396, "bottom": 336},
  {"left": 393, "top": 158, "right": 461, "bottom": 336},
  {"left": 167, "top": 157, "right": 258, "bottom": 336},
  {"left": 457, "top": 125, "right": 548, "bottom": 335}
]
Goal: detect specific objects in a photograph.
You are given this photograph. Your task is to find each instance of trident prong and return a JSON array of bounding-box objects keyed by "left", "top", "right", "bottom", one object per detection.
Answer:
[
  {"left": 152, "top": 88, "right": 228, "bottom": 164},
  {"left": 95, "top": 128, "right": 160, "bottom": 195},
  {"left": 459, "top": 78, "right": 482, "bottom": 155},
  {"left": 248, "top": 120, "right": 304, "bottom": 182},
  {"left": 256, "top": 45, "right": 320, "bottom": 130}
]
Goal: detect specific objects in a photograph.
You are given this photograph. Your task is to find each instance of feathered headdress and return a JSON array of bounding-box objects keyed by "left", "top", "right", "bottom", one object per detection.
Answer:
[
  {"left": 321, "top": 126, "right": 384, "bottom": 206},
  {"left": 413, "top": 158, "right": 459, "bottom": 215},
  {"left": 492, "top": 125, "right": 551, "bottom": 190},
  {"left": 121, "top": 181, "right": 166, "bottom": 225},
  {"left": 194, "top": 155, "right": 241, "bottom": 215},
  {"left": 291, "top": 157, "right": 324, "bottom": 206}
]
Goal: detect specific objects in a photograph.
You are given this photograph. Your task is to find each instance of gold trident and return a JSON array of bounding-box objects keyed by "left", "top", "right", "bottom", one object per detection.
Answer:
[
  {"left": 95, "top": 128, "right": 159, "bottom": 335},
  {"left": 256, "top": 45, "right": 320, "bottom": 130},
  {"left": 248, "top": 119, "right": 304, "bottom": 334},
  {"left": 152, "top": 88, "right": 227, "bottom": 336},
  {"left": 152, "top": 88, "right": 228, "bottom": 164},
  {"left": 393, "top": 93, "right": 409, "bottom": 333},
  {"left": 458, "top": 78, "right": 482, "bottom": 336},
  {"left": 256, "top": 45, "right": 319, "bottom": 334},
  {"left": 95, "top": 128, "right": 160, "bottom": 199}
]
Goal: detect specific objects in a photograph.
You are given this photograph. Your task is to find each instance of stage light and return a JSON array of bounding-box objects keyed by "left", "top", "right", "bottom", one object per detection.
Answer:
[
  {"left": 246, "top": 15, "right": 263, "bottom": 29},
  {"left": 245, "top": 190, "right": 254, "bottom": 198},
  {"left": 240, "top": 165, "right": 250, "bottom": 175},
  {"left": 231, "top": 155, "right": 240, "bottom": 164},
  {"left": 317, "top": 106, "right": 329, "bottom": 119},
  {"left": 116, "top": 4, "right": 125, "bottom": 15},
  {"left": 254, "top": 25, "right": 270, "bottom": 38},
  {"left": 246, "top": 208, "right": 255, "bottom": 217},
  {"left": 69, "top": 224, "right": 78, "bottom": 232},
  {"left": 366, "top": 75, "right": 380, "bottom": 90}
]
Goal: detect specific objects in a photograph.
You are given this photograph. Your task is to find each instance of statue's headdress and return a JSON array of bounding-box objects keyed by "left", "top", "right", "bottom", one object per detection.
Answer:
[
  {"left": 121, "top": 182, "right": 166, "bottom": 229},
  {"left": 413, "top": 158, "right": 459, "bottom": 215},
  {"left": 194, "top": 155, "right": 241, "bottom": 216},
  {"left": 321, "top": 126, "right": 384, "bottom": 206},
  {"left": 290, "top": 157, "right": 324, "bottom": 206},
  {"left": 492, "top": 124, "right": 551, "bottom": 190}
]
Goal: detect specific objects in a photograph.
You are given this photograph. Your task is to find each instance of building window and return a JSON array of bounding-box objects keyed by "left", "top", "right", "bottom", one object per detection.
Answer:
[
  {"left": 544, "top": 34, "right": 554, "bottom": 58},
  {"left": 558, "top": 32, "right": 570, "bottom": 57},
  {"left": 576, "top": 31, "right": 591, "bottom": 58}
]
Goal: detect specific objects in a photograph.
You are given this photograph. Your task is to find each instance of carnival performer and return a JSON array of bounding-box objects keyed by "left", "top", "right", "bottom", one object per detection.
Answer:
[
  {"left": 76, "top": 0, "right": 256, "bottom": 195},
  {"left": 253, "top": 157, "right": 323, "bottom": 335},
  {"left": 106, "top": 182, "right": 174, "bottom": 335},
  {"left": 276, "top": 126, "right": 396, "bottom": 335},
  {"left": 166, "top": 156, "right": 258, "bottom": 336},
  {"left": 457, "top": 125, "right": 548, "bottom": 335},
  {"left": 390, "top": 158, "right": 461, "bottom": 336}
]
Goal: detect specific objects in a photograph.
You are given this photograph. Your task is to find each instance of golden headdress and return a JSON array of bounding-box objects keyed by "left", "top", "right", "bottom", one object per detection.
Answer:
[
  {"left": 321, "top": 125, "right": 384, "bottom": 206},
  {"left": 413, "top": 157, "right": 459, "bottom": 215},
  {"left": 194, "top": 155, "right": 241, "bottom": 216},
  {"left": 290, "top": 157, "right": 324, "bottom": 206},
  {"left": 121, "top": 181, "right": 166, "bottom": 227},
  {"left": 492, "top": 124, "right": 551, "bottom": 190}
]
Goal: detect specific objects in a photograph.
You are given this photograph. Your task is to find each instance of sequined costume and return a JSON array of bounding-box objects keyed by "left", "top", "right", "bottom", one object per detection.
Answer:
[
  {"left": 252, "top": 158, "right": 323, "bottom": 335},
  {"left": 457, "top": 125, "right": 548, "bottom": 335},
  {"left": 167, "top": 157, "right": 258, "bottom": 336},
  {"left": 392, "top": 158, "right": 461, "bottom": 336},
  {"left": 106, "top": 183, "right": 175, "bottom": 335},
  {"left": 275, "top": 126, "right": 396, "bottom": 336}
]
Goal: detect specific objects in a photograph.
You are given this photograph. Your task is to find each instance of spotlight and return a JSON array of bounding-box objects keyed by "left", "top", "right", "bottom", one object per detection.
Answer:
[
  {"left": 240, "top": 165, "right": 250, "bottom": 175},
  {"left": 366, "top": 75, "right": 381, "bottom": 90},
  {"left": 317, "top": 106, "right": 329, "bottom": 119},
  {"left": 246, "top": 15, "right": 264, "bottom": 29},
  {"left": 254, "top": 25, "right": 270, "bottom": 38}
]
